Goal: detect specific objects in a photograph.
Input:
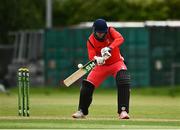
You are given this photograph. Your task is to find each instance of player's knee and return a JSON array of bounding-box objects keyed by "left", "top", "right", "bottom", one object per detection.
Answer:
[
  {"left": 81, "top": 80, "right": 95, "bottom": 94},
  {"left": 116, "top": 70, "right": 131, "bottom": 87}
]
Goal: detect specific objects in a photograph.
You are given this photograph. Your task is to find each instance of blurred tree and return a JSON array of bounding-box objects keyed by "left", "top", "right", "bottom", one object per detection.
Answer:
[
  {"left": 1, "top": 0, "right": 180, "bottom": 43},
  {"left": 53, "top": 0, "right": 180, "bottom": 27},
  {"left": 167, "top": 0, "right": 180, "bottom": 19},
  {"left": 0, "top": 0, "right": 45, "bottom": 44}
]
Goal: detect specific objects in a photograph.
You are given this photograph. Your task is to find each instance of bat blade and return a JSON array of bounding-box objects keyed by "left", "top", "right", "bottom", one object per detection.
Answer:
[
  {"left": 63, "top": 60, "right": 96, "bottom": 87},
  {"left": 63, "top": 69, "right": 86, "bottom": 87}
]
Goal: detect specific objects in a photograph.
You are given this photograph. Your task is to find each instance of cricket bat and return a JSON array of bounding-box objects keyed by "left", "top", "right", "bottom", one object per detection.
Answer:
[{"left": 63, "top": 60, "right": 96, "bottom": 87}]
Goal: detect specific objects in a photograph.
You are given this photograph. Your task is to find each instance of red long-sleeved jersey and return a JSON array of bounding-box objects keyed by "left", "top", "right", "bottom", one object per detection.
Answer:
[{"left": 87, "top": 27, "right": 124, "bottom": 65}]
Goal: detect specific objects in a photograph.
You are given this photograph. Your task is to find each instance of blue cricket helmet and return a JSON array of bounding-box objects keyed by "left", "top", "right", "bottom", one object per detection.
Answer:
[{"left": 93, "top": 19, "right": 108, "bottom": 33}]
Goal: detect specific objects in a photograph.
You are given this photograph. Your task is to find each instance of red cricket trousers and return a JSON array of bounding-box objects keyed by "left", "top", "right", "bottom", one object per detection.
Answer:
[{"left": 87, "top": 61, "right": 127, "bottom": 87}]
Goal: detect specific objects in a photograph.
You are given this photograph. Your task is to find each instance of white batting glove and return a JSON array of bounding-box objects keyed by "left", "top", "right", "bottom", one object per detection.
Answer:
[
  {"left": 94, "top": 56, "right": 105, "bottom": 65},
  {"left": 101, "top": 47, "right": 111, "bottom": 60}
]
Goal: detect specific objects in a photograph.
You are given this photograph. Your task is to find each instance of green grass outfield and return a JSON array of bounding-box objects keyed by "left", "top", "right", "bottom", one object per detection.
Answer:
[{"left": 0, "top": 86, "right": 180, "bottom": 129}]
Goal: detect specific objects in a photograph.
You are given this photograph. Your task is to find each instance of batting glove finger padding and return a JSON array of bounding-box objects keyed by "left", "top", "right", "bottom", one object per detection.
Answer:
[
  {"left": 101, "top": 47, "right": 112, "bottom": 60},
  {"left": 102, "top": 51, "right": 111, "bottom": 60},
  {"left": 94, "top": 56, "right": 105, "bottom": 65}
]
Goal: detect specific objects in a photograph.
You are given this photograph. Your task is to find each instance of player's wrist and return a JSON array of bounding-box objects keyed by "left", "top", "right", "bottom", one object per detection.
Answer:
[{"left": 108, "top": 47, "right": 112, "bottom": 52}]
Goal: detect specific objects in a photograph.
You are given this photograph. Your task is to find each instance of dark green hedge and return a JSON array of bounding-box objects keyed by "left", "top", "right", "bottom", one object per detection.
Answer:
[{"left": 1, "top": 0, "right": 180, "bottom": 43}]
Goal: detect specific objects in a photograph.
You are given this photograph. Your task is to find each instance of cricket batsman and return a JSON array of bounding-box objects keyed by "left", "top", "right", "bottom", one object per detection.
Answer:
[{"left": 72, "top": 19, "right": 131, "bottom": 119}]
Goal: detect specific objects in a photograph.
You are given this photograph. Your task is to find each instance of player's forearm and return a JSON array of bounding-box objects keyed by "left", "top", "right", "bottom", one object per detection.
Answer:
[
  {"left": 88, "top": 51, "right": 96, "bottom": 61},
  {"left": 109, "top": 37, "right": 124, "bottom": 49}
]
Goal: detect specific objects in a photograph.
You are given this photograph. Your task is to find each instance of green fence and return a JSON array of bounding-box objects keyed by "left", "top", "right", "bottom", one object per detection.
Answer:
[
  {"left": 120, "top": 28, "right": 150, "bottom": 87},
  {"left": 44, "top": 27, "right": 180, "bottom": 87},
  {"left": 149, "top": 27, "right": 180, "bottom": 86},
  {"left": 44, "top": 28, "right": 91, "bottom": 86},
  {"left": 44, "top": 27, "right": 150, "bottom": 87}
]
